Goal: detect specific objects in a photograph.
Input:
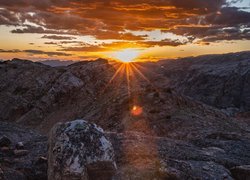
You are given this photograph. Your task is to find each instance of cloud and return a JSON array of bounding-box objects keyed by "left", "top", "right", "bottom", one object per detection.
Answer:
[
  {"left": 0, "top": 48, "right": 71, "bottom": 56},
  {"left": 142, "top": 39, "right": 188, "bottom": 47},
  {"left": 0, "top": 0, "right": 249, "bottom": 51},
  {"left": 169, "top": 7, "right": 250, "bottom": 43},
  {"left": 11, "top": 25, "right": 78, "bottom": 34},
  {"left": 0, "top": 49, "right": 21, "bottom": 53},
  {"left": 24, "top": 49, "right": 71, "bottom": 56},
  {"left": 59, "top": 38, "right": 187, "bottom": 52},
  {"left": 1, "top": 0, "right": 227, "bottom": 34},
  {"left": 41, "top": 35, "right": 76, "bottom": 40}
]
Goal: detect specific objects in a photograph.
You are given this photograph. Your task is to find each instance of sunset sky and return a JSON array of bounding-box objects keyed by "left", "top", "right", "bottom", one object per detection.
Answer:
[{"left": 0, "top": 0, "right": 250, "bottom": 62}]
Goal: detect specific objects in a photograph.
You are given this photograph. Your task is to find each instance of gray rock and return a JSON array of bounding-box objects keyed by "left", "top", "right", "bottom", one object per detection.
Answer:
[{"left": 48, "top": 120, "right": 116, "bottom": 180}]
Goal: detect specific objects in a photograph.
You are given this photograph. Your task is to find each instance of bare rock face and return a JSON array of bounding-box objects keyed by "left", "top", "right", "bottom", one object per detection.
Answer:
[
  {"left": 48, "top": 120, "right": 116, "bottom": 180},
  {"left": 155, "top": 51, "right": 250, "bottom": 114}
]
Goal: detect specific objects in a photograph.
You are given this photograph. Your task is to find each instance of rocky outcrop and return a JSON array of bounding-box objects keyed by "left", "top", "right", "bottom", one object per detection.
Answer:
[
  {"left": 155, "top": 51, "right": 250, "bottom": 114},
  {"left": 0, "top": 58, "right": 113, "bottom": 132},
  {"left": 48, "top": 120, "right": 116, "bottom": 180}
]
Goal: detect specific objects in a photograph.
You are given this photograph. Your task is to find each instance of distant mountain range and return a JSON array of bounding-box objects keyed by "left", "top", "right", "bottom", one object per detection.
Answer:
[
  {"left": 38, "top": 60, "right": 80, "bottom": 67},
  {"left": 0, "top": 51, "right": 249, "bottom": 133}
]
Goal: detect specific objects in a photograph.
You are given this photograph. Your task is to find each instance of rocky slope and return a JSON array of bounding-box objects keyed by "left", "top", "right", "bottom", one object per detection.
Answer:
[
  {"left": 1, "top": 52, "right": 250, "bottom": 134},
  {"left": 141, "top": 51, "right": 250, "bottom": 115},
  {"left": 108, "top": 131, "right": 250, "bottom": 179},
  {"left": 0, "top": 52, "right": 250, "bottom": 179}
]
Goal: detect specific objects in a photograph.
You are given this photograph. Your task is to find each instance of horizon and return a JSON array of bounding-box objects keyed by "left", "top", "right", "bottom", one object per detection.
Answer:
[
  {"left": 2, "top": 50, "right": 250, "bottom": 63},
  {"left": 0, "top": 0, "right": 250, "bottom": 62}
]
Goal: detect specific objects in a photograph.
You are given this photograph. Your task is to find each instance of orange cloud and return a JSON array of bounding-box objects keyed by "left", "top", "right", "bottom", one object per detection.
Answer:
[{"left": 0, "top": 0, "right": 250, "bottom": 60}]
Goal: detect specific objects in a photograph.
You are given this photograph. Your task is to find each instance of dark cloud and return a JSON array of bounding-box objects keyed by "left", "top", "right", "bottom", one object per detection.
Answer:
[
  {"left": 142, "top": 39, "right": 188, "bottom": 47},
  {"left": 204, "top": 7, "right": 250, "bottom": 26},
  {"left": 1, "top": 0, "right": 227, "bottom": 33},
  {"left": 0, "top": 8, "right": 22, "bottom": 26},
  {"left": 0, "top": 0, "right": 249, "bottom": 49},
  {"left": 59, "top": 38, "right": 187, "bottom": 52},
  {"left": 0, "top": 49, "right": 21, "bottom": 53},
  {"left": 0, "top": 48, "right": 71, "bottom": 56},
  {"left": 169, "top": 6, "right": 250, "bottom": 43},
  {"left": 41, "top": 35, "right": 76, "bottom": 40},
  {"left": 11, "top": 25, "right": 78, "bottom": 34},
  {"left": 44, "top": 42, "right": 58, "bottom": 45},
  {"left": 24, "top": 49, "right": 71, "bottom": 56}
]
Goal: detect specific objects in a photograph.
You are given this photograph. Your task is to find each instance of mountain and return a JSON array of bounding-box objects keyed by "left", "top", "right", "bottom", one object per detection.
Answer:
[
  {"left": 0, "top": 52, "right": 249, "bottom": 133},
  {"left": 38, "top": 60, "right": 80, "bottom": 67},
  {"left": 0, "top": 52, "right": 250, "bottom": 179},
  {"left": 143, "top": 51, "right": 250, "bottom": 115}
]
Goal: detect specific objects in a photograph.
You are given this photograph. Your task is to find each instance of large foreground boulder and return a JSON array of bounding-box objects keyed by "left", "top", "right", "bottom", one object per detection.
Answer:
[{"left": 48, "top": 120, "right": 116, "bottom": 180}]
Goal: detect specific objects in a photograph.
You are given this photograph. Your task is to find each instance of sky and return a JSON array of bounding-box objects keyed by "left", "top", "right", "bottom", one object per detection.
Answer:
[{"left": 0, "top": 0, "right": 250, "bottom": 62}]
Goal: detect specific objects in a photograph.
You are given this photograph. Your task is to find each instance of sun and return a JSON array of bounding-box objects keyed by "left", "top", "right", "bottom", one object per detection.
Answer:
[{"left": 112, "top": 48, "right": 141, "bottom": 63}]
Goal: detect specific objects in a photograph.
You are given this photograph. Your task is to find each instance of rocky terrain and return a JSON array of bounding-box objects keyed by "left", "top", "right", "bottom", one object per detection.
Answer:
[
  {"left": 0, "top": 51, "right": 250, "bottom": 179},
  {"left": 0, "top": 122, "right": 47, "bottom": 180},
  {"left": 141, "top": 51, "right": 250, "bottom": 115}
]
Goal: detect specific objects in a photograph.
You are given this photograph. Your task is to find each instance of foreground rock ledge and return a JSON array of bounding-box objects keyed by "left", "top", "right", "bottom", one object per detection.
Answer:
[{"left": 48, "top": 120, "right": 116, "bottom": 180}]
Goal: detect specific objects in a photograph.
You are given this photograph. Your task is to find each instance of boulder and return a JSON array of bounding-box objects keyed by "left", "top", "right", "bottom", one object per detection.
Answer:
[
  {"left": 0, "top": 136, "right": 11, "bottom": 147},
  {"left": 231, "top": 165, "right": 250, "bottom": 180},
  {"left": 48, "top": 120, "right": 116, "bottom": 180}
]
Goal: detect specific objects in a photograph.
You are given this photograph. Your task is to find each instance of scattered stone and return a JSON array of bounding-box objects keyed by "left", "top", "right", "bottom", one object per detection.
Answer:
[
  {"left": 0, "top": 146, "right": 11, "bottom": 153},
  {"left": 15, "top": 142, "right": 24, "bottom": 150},
  {"left": 48, "top": 120, "right": 116, "bottom": 180},
  {"left": 35, "top": 156, "right": 47, "bottom": 165},
  {"left": 0, "top": 136, "right": 11, "bottom": 147},
  {"left": 13, "top": 149, "right": 29, "bottom": 157},
  {"left": 231, "top": 165, "right": 250, "bottom": 180}
]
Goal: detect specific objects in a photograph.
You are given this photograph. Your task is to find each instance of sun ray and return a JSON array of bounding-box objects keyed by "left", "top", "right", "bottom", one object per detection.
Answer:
[
  {"left": 98, "top": 63, "right": 125, "bottom": 95},
  {"left": 130, "top": 63, "right": 152, "bottom": 84},
  {"left": 125, "top": 63, "right": 132, "bottom": 97}
]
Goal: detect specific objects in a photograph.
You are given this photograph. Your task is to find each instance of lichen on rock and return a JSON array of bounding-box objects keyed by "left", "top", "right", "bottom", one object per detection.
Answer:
[{"left": 48, "top": 119, "right": 116, "bottom": 180}]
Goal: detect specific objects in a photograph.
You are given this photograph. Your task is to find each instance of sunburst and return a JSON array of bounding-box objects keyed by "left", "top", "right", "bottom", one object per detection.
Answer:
[{"left": 111, "top": 48, "right": 141, "bottom": 63}]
